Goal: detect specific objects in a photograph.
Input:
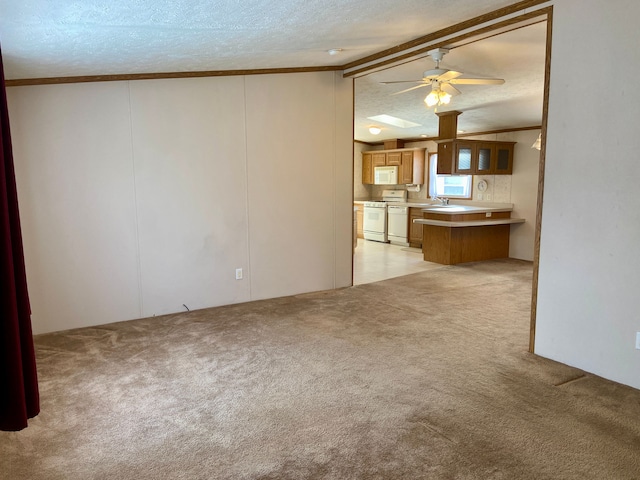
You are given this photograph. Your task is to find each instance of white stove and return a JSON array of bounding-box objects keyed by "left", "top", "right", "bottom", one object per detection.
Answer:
[{"left": 363, "top": 190, "right": 407, "bottom": 243}]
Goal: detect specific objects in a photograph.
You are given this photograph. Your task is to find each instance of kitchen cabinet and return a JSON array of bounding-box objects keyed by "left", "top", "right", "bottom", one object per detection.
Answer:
[
  {"left": 385, "top": 151, "right": 402, "bottom": 166},
  {"left": 494, "top": 143, "right": 514, "bottom": 174},
  {"left": 354, "top": 203, "right": 364, "bottom": 239},
  {"left": 401, "top": 151, "right": 417, "bottom": 184},
  {"left": 418, "top": 209, "right": 522, "bottom": 265},
  {"left": 362, "top": 153, "right": 373, "bottom": 184},
  {"left": 409, "top": 207, "right": 424, "bottom": 248},
  {"left": 372, "top": 152, "right": 386, "bottom": 167},
  {"left": 361, "top": 148, "right": 425, "bottom": 184},
  {"left": 437, "top": 140, "right": 515, "bottom": 175}
]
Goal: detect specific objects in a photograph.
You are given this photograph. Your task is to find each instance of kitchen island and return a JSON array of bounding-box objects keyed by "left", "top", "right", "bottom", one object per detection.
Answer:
[{"left": 414, "top": 205, "right": 524, "bottom": 265}]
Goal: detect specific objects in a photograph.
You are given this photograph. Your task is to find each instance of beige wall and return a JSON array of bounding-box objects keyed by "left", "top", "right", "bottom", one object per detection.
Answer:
[
  {"left": 8, "top": 71, "right": 353, "bottom": 334},
  {"left": 536, "top": 0, "right": 640, "bottom": 389}
]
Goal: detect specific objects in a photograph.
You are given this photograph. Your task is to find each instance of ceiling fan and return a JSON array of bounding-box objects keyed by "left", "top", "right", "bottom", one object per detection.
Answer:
[{"left": 381, "top": 48, "right": 505, "bottom": 107}]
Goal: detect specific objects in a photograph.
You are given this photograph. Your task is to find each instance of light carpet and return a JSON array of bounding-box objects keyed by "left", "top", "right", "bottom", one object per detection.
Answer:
[{"left": 2, "top": 259, "right": 640, "bottom": 479}]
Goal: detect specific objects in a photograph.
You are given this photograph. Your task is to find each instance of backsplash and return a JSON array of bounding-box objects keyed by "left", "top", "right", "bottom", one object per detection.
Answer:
[
  {"left": 366, "top": 175, "right": 512, "bottom": 203},
  {"left": 472, "top": 175, "right": 512, "bottom": 203}
]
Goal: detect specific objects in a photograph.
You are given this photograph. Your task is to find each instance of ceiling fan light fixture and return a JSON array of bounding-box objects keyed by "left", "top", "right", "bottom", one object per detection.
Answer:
[
  {"left": 369, "top": 126, "right": 382, "bottom": 135},
  {"left": 425, "top": 90, "right": 439, "bottom": 107},
  {"left": 425, "top": 88, "right": 451, "bottom": 108}
]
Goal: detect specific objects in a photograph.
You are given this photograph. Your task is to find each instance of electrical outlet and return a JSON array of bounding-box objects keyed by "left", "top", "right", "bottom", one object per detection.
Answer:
[
  {"left": 636, "top": 332, "right": 640, "bottom": 350},
  {"left": 235, "top": 268, "right": 243, "bottom": 280}
]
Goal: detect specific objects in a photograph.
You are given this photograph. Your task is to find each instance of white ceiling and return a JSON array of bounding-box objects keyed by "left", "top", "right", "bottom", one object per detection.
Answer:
[
  {"left": 355, "top": 22, "right": 547, "bottom": 142},
  {"left": 0, "top": 0, "right": 546, "bottom": 142}
]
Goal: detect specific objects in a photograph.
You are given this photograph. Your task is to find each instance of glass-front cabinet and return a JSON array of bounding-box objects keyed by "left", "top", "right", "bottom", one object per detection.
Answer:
[
  {"left": 454, "top": 142, "right": 474, "bottom": 174},
  {"left": 439, "top": 139, "right": 515, "bottom": 175},
  {"left": 477, "top": 143, "right": 494, "bottom": 174}
]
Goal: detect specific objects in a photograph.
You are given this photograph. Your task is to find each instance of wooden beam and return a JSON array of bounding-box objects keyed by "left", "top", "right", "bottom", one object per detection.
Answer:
[{"left": 6, "top": 65, "right": 342, "bottom": 87}]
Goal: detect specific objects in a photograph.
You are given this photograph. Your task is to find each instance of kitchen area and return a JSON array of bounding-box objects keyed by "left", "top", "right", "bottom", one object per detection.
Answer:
[{"left": 353, "top": 112, "right": 541, "bottom": 285}]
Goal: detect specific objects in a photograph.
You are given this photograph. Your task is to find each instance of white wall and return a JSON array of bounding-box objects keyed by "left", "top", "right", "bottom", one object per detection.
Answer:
[
  {"left": 536, "top": 0, "right": 640, "bottom": 389},
  {"left": 502, "top": 130, "right": 541, "bottom": 261},
  {"left": 8, "top": 71, "right": 353, "bottom": 334}
]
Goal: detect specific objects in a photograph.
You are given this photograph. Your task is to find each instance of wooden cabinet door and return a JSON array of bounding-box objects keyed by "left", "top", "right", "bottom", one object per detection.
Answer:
[
  {"left": 476, "top": 143, "right": 494, "bottom": 174},
  {"left": 400, "top": 151, "right": 414, "bottom": 184},
  {"left": 494, "top": 143, "right": 514, "bottom": 174},
  {"left": 437, "top": 142, "right": 453, "bottom": 174},
  {"left": 454, "top": 141, "right": 475, "bottom": 174},
  {"left": 355, "top": 204, "right": 364, "bottom": 238},
  {"left": 409, "top": 208, "right": 423, "bottom": 248},
  {"left": 385, "top": 151, "right": 402, "bottom": 166},
  {"left": 362, "top": 153, "right": 373, "bottom": 184},
  {"left": 372, "top": 152, "right": 386, "bottom": 167}
]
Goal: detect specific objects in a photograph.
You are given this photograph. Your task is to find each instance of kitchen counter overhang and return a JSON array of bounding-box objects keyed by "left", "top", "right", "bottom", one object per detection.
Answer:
[{"left": 414, "top": 217, "right": 525, "bottom": 227}]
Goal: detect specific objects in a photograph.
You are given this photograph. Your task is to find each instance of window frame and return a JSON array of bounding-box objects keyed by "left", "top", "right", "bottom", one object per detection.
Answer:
[{"left": 428, "top": 153, "right": 472, "bottom": 199}]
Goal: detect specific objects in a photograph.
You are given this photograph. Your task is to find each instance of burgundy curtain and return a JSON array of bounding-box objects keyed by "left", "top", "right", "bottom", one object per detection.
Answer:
[{"left": 0, "top": 45, "right": 39, "bottom": 431}]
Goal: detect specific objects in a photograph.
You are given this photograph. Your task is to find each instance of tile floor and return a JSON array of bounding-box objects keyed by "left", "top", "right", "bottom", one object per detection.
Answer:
[{"left": 353, "top": 238, "right": 444, "bottom": 285}]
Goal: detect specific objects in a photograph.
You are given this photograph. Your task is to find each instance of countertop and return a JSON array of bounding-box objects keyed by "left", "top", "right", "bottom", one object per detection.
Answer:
[
  {"left": 414, "top": 217, "right": 525, "bottom": 228},
  {"left": 354, "top": 200, "right": 518, "bottom": 216},
  {"left": 418, "top": 205, "right": 514, "bottom": 213},
  {"left": 411, "top": 203, "right": 524, "bottom": 227}
]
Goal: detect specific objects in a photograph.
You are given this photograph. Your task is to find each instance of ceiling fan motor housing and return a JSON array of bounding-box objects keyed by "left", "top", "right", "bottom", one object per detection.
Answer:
[{"left": 427, "top": 47, "right": 450, "bottom": 64}]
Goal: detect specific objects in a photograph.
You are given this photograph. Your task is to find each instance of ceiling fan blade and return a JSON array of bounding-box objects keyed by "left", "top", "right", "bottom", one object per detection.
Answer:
[
  {"left": 380, "top": 80, "right": 424, "bottom": 84},
  {"left": 391, "top": 83, "right": 430, "bottom": 95},
  {"left": 449, "top": 77, "right": 505, "bottom": 85},
  {"left": 436, "top": 70, "right": 462, "bottom": 82},
  {"left": 441, "top": 83, "right": 461, "bottom": 96}
]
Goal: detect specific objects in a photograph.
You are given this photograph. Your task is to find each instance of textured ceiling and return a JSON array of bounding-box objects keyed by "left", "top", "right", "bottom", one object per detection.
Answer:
[
  {"left": 0, "top": 0, "right": 546, "bottom": 141},
  {"left": 355, "top": 21, "right": 547, "bottom": 142}
]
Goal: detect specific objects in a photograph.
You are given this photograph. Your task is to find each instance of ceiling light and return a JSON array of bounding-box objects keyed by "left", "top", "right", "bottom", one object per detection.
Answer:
[
  {"left": 532, "top": 133, "right": 542, "bottom": 150},
  {"left": 425, "top": 88, "right": 451, "bottom": 108},
  {"left": 369, "top": 126, "right": 382, "bottom": 135},
  {"left": 327, "top": 48, "right": 343, "bottom": 55}
]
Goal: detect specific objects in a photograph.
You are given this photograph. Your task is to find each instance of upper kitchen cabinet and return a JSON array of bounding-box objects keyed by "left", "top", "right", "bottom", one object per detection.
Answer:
[
  {"left": 362, "top": 152, "right": 373, "bottom": 184},
  {"left": 361, "top": 148, "right": 425, "bottom": 185},
  {"left": 437, "top": 140, "right": 515, "bottom": 175},
  {"left": 494, "top": 143, "right": 514, "bottom": 174},
  {"left": 362, "top": 151, "right": 388, "bottom": 184}
]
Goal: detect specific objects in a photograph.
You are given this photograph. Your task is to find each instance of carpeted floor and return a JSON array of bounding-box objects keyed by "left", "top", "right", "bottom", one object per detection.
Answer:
[{"left": 2, "top": 259, "right": 640, "bottom": 479}]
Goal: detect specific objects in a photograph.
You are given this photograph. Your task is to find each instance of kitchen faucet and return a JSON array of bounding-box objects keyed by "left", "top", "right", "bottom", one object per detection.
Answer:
[{"left": 432, "top": 195, "right": 449, "bottom": 205}]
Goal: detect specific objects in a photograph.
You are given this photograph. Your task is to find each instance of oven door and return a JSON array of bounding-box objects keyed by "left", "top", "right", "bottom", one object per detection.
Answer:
[{"left": 363, "top": 205, "right": 388, "bottom": 243}]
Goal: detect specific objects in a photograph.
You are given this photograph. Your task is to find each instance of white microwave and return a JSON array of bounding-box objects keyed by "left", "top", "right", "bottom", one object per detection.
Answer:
[{"left": 374, "top": 166, "right": 399, "bottom": 185}]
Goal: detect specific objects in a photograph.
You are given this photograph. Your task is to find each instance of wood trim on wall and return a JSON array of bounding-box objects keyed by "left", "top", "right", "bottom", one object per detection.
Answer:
[
  {"left": 458, "top": 125, "right": 542, "bottom": 138},
  {"left": 6, "top": 0, "right": 551, "bottom": 88},
  {"left": 6, "top": 65, "right": 343, "bottom": 87},
  {"left": 529, "top": 6, "right": 553, "bottom": 354},
  {"left": 342, "top": 1, "right": 551, "bottom": 77},
  {"left": 361, "top": 125, "right": 542, "bottom": 146},
  {"left": 341, "top": 0, "right": 549, "bottom": 72}
]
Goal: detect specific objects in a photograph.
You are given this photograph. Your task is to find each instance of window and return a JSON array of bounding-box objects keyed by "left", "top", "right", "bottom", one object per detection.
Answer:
[{"left": 428, "top": 153, "right": 472, "bottom": 199}]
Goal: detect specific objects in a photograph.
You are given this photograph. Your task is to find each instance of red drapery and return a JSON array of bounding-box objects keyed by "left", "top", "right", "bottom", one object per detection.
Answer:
[{"left": 0, "top": 45, "right": 40, "bottom": 431}]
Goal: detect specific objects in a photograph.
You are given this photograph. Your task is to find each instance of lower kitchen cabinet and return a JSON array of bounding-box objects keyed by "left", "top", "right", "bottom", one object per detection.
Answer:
[
  {"left": 354, "top": 203, "right": 364, "bottom": 239},
  {"left": 409, "top": 207, "right": 423, "bottom": 248}
]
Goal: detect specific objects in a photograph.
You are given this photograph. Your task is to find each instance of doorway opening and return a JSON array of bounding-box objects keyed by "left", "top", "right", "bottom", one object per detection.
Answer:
[{"left": 349, "top": 5, "right": 553, "bottom": 352}]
